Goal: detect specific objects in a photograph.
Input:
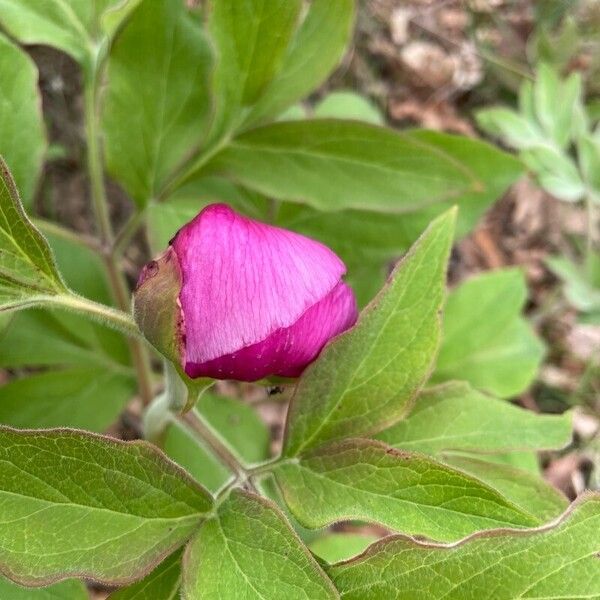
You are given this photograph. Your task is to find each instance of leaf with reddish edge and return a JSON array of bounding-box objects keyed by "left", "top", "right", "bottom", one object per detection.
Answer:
[
  {"left": 274, "top": 438, "right": 539, "bottom": 543},
  {"left": 326, "top": 494, "right": 600, "bottom": 600},
  {"left": 283, "top": 208, "right": 456, "bottom": 457},
  {"left": 0, "top": 427, "right": 212, "bottom": 587}
]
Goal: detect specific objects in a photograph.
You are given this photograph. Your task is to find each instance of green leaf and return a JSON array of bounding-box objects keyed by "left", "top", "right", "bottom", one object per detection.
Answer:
[
  {"left": 274, "top": 438, "right": 539, "bottom": 542},
  {"left": 314, "top": 91, "right": 383, "bottom": 125},
  {"left": 0, "top": 366, "right": 135, "bottom": 431},
  {"left": 0, "top": 576, "right": 88, "bottom": 599},
  {"left": 0, "top": 427, "right": 212, "bottom": 586},
  {"left": 0, "top": 0, "right": 92, "bottom": 64},
  {"left": 0, "top": 35, "right": 47, "bottom": 209},
  {"left": 546, "top": 255, "right": 600, "bottom": 312},
  {"left": 376, "top": 381, "right": 572, "bottom": 454},
  {"left": 309, "top": 534, "right": 379, "bottom": 565},
  {"left": 0, "top": 230, "right": 135, "bottom": 431},
  {"left": 0, "top": 0, "right": 144, "bottom": 64},
  {"left": 182, "top": 489, "right": 338, "bottom": 599},
  {"left": 109, "top": 550, "right": 181, "bottom": 600},
  {"left": 163, "top": 393, "right": 270, "bottom": 493},
  {"left": 203, "top": 121, "right": 523, "bottom": 214},
  {"left": 327, "top": 494, "right": 600, "bottom": 600},
  {"left": 0, "top": 158, "right": 67, "bottom": 312},
  {"left": 283, "top": 209, "right": 455, "bottom": 456},
  {"left": 522, "top": 145, "right": 586, "bottom": 202},
  {"left": 443, "top": 454, "right": 568, "bottom": 522},
  {"left": 243, "top": 0, "right": 355, "bottom": 128},
  {"left": 103, "top": 0, "right": 212, "bottom": 206},
  {"left": 475, "top": 107, "right": 545, "bottom": 149},
  {"left": 432, "top": 269, "right": 545, "bottom": 397},
  {"left": 101, "top": 0, "right": 144, "bottom": 40},
  {"left": 478, "top": 450, "right": 541, "bottom": 474},
  {"left": 207, "top": 0, "right": 303, "bottom": 142},
  {"left": 579, "top": 134, "right": 600, "bottom": 198}
]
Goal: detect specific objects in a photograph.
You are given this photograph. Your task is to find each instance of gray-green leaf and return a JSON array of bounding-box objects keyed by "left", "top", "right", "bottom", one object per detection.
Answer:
[
  {"left": 0, "top": 427, "right": 212, "bottom": 586},
  {"left": 327, "top": 494, "right": 600, "bottom": 599},
  {"left": 274, "top": 438, "right": 539, "bottom": 542},
  {"left": 283, "top": 209, "right": 455, "bottom": 457},
  {"left": 522, "top": 145, "right": 586, "bottom": 202},
  {"left": 182, "top": 489, "right": 338, "bottom": 599}
]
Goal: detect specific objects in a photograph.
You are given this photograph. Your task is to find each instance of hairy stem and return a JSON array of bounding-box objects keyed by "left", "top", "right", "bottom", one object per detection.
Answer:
[
  {"left": 45, "top": 293, "right": 141, "bottom": 337},
  {"left": 83, "top": 49, "right": 155, "bottom": 405}
]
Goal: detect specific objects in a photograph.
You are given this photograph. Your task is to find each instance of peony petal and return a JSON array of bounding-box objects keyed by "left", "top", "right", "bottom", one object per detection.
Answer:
[
  {"left": 184, "top": 281, "right": 358, "bottom": 381},
  {"left": 172, "top": 204, "right": 347, "bottom": 366}
]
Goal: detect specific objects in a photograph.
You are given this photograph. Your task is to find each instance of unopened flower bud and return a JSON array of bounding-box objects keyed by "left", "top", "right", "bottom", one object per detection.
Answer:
[{"left": 134, "top": 203, "right": 357, "bottom": 382}]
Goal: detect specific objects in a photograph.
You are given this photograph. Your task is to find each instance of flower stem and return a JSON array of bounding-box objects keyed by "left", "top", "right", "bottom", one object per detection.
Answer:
[
  {"left": 182, "top": 410, "right": 248, "bottom": 480},
  {"left": 83, "top": 48, "right": 155, "bottom": 405},
  {"left": 45, "top": 293, "right": 140, "bottom": 337}
]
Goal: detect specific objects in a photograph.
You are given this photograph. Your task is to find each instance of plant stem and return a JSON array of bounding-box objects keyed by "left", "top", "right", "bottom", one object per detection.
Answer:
[
  {"left": 182, "top": 410, "right": 248, "bottom": 479},
  {"left": 35, "top": 219, "right": 104, "bottom": 254},
  {"left": 45, "top": 293, "right": 141, "bottom": 337},
  {"left": 114, "top": 208, "right": 147, "bottom": 257},
  {"left": 83, "top": 48, "right": 155, "bottom": 405},
  {"left": 84, "top": 63, "right": 113, "bottom": 247}
]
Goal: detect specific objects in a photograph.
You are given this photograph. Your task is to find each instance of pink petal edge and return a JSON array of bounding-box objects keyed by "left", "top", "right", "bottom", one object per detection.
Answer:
[{"left": 184, "top": 281, "right": 358, "bottom": 381}]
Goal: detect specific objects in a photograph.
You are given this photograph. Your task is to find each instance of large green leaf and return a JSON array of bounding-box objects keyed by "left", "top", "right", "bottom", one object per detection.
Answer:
[
  {"left": 432, "top": 269, "right": 544, "bottom": 397},
  {"left": 327, "top": 494, "right": 600, "bottom": 600},
  {"left": 0, "top": 35, "right": 46, "bottom": 209},
  {"left": 206, "top": 0, "right": 302, "bottom": 142},
  {"left": 109, "top": 550, "right": 181, "bottom": 600},
  {"left": 103, "top": 0, "right": 212, "bottom": 206},
  {"left": 274, "top": 439, "right": 539, "bottom": 543},
  {"left": 0, "top": 576, "right": 88, "bottom": 599},
  {"left": 163, "top": 393, "right": 270, "bottom": 493},
  {"left": 243, "top": 0, "right": 355, "bottom": 128},
  {"left": 201, "top": 121, "right": 523, "bottom": 215},
  {"left": 283, "top": 209, "right": 455, "bottom": 456},
  {"left": 376, "top": 381, "right": 571, "bottom": 454},
  {"left": 443, "top": 454, "right": 568, "bottom": 522},
  {"left": 182, "top": 489, "right": 338, "bottom": 599},
  {"left": 0, "top": 427, "right": 212, "bottom": 586},
  {"left": 0, "top": 158, "right": 66, "bottom": 312},
  {"left": 0, "top": 230, "right": 135, "bottom": 431}
]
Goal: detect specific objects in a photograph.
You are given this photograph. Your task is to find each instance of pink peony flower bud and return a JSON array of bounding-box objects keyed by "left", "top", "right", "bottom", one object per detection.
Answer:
[{"left": 134, "top": 203, "right": 358, "bottom": 382}]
